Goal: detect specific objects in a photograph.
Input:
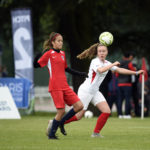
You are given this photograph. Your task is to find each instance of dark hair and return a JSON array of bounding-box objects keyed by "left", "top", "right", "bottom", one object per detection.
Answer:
[
  {"left": 123, "top": 51, "right": 135, "bottom": 58},
  {"left": 43, "top": 32, "right": 61, "bottom": 52}
]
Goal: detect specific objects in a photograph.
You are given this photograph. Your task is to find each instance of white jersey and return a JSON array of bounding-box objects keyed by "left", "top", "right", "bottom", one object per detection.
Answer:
[{"left": 79, "top": 57, "right": 118, "bottom": 94}]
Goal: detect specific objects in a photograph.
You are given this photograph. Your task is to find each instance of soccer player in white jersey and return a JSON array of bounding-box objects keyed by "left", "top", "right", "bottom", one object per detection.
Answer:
[{"left": 60, "top": 43, "right": 144, "bottom": 137}]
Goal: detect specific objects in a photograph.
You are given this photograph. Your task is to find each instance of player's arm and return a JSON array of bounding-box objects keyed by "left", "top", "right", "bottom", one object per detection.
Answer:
[
  {"left": 97, "top": 61, "right": 120, "bottom": 73},
  {"left": 33, "top": 49, "right": 50, "bottom": 68},
  {"left": 115, "top": 67, "right": 144, "bottom": 75},
  {"left": 33, "top": 52, "right": 42, "bottom": 68},
  {"left": 65, "top": 67, "right": 88, "bottom": 77}
]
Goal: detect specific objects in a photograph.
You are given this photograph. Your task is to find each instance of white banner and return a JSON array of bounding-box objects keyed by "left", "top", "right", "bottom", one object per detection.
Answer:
[{"left": 0, "top": 87, "right": 21, "bottom": 119}]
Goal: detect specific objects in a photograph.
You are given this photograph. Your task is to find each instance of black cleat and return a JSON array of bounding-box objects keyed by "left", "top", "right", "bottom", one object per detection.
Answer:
[
  {"left": 59, "top": 124, "right": 67, "bottom": 135},
  {"left": 48, "top": 135, "right": 58, "bottom": 140}
]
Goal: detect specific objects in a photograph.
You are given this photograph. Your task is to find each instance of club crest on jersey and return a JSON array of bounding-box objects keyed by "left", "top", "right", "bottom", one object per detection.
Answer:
[{"left": 61, "top": 55, "right": 64, "bottom": 61}]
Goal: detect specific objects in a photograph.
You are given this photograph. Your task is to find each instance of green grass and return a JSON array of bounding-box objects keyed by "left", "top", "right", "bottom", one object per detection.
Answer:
[{"left": 0, "top": 112, "right": 150, "bottom": 150}]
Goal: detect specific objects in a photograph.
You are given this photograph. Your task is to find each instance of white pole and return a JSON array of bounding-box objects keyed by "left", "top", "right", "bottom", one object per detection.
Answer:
[{"left": 141, "top": 74, "right": 144, "bottom": 119}]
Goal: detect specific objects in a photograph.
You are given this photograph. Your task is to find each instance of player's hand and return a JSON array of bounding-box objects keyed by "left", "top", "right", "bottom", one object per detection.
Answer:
[
  {"left": 137, "top": 70, "right": 144, "bottom": 75},
  {"left": 113, "top": 61, "right": 120, "bottom": 67}
]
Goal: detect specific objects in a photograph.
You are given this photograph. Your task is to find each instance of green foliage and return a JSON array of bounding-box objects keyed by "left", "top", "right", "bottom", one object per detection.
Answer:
[
  {"left": 0, "top": 0, "right": 13, "bottom": 7},
  {"left": 0, "top": 0, "right": 150, "bottom": 84}
]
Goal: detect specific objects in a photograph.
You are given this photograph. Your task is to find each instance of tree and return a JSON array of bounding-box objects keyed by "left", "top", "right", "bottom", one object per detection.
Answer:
[{"left": 0, "top": 0, "right": 150, "bottom": 89}]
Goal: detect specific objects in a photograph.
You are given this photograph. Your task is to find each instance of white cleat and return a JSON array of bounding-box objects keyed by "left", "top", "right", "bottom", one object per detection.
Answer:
[
  {"left": 46, "top": 120, "right": 53, "bottom": 136},
  {"left": 123, "top": 115, "right": 132, "bottom": 119},
  {"left": 91, "top": 132, "right": 104, "bottom": 138},
  {"left": 118, "top": 115, "right": 123, "bottom": 119}
]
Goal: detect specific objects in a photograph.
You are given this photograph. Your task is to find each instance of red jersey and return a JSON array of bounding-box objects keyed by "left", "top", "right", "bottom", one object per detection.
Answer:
[{"left": 38, "top": 49, "right": 69, "bottom": 91}]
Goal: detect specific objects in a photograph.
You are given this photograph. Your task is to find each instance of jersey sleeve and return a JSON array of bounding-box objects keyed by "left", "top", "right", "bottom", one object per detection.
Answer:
[
  {"left": 91, "top": 59, "right": 101, "bottom": 72},
  {"left": 38, "top": 51, "right": 50, "bottom": 67}
]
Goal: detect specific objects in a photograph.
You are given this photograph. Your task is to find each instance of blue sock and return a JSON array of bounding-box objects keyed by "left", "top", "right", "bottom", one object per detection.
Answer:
[
  {"left": 49, "top": 119, "right": 60, "bottom": 137},
  {"left": 60, "top": 108, "right": 76, "bottom": 125}
]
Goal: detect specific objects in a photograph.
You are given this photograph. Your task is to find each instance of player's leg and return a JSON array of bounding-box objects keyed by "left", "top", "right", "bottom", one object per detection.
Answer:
[
  {"left": 48, "top": 91, "right": 65, "bottom": 139},
  {"left": 62, "top": 87, "right": 93, "bottom": 125},
  {"left": 59, "top": 88, "right": 83, "bottom": 135},
  {"left": 124, "top": 86, "right": 132, "bottom": 117},
  {"left": 118, "top": 86, "right": 124, "bottom": 117},
  {"left": 49, "top": 108, "right": 65, "bottom": 139},
  {"left": 59, "top": 100, "right": 83, "bottom": 135},
  {"left": 59, "top": 87, "right": 92, "bottom": 135},
  {"left": 64, "top": 109, "right": 86, "bottom": 124},
  {"left": 91, "top": 92, "right": 111, "bottom": 137}
]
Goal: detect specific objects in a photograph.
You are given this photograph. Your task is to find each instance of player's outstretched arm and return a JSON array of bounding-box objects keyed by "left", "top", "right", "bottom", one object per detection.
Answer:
[
  {"left": 65, "top": 67, "right": 88, "bottom": 77},
  {"left": 116, "top": 67, "right": 144, "bottom": 75},
  {"left": 97, "top": 61, "right": 120, "bottom": 74}
]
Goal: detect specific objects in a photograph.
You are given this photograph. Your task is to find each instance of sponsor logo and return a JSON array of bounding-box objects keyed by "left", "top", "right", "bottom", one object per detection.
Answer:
[{"left": 61, "top": 55, "right": 64, "bottom": 61}]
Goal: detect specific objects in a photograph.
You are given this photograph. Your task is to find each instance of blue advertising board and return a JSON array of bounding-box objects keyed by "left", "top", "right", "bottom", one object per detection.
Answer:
[{"left": 0, "top": 78, "right": 31, "bottom": 108}]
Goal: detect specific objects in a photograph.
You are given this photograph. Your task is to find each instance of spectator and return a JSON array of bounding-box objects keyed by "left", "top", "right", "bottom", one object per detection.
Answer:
[
  {"left": 117, "top": 52, "right": 136, "bottom": 119},
  {"left": 1, "top": 66, "right": 8, "bottom": 77},
  {"left": 99, "top": 70, "right": 112, "bottom": 100},
  {"left": 131, "top": 64, "right": 140, "bottom": 117},
  {"left": 107, "top": 71, "right": 119, "bottom": 114}
]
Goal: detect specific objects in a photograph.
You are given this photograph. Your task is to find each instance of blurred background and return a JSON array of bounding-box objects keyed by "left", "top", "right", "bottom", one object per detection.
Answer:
[{"left": 0, "top": 0, "right": 150, "bottom": 117}]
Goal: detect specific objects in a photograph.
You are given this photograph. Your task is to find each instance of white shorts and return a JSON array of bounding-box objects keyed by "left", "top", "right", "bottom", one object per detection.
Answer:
[{"left": 77, "top": 86, "right": 106, "bottom": 110}]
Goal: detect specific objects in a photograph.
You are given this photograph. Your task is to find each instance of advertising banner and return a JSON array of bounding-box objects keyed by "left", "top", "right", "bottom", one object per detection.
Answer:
[
  {"left": 0, "top": 78, "right": 31, "bottom": 108},
  {"left": 11, "top": 8, "right": 33, "bottom": 81},
  {"left": 0, "top": 87, "right": 21, "bottom": 119},
  {"left": 11, "top": 9, "right": 34, "bottom": 113}
]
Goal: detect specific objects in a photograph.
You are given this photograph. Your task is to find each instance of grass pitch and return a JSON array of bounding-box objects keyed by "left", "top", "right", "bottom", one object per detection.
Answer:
[{"left": 0, "top": 112, "right": 150, "bottom": 150}]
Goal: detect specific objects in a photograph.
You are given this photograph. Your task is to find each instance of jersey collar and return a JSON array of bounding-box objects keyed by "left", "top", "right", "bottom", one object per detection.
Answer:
[{"left": 52, "top": 48, "right": 60, "bottom": 53}]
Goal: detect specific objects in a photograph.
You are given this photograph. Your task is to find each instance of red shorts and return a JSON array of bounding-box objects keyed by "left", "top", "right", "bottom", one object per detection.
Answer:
[{"left": 50, "top": 87, "right": 80, "bottom": 109}]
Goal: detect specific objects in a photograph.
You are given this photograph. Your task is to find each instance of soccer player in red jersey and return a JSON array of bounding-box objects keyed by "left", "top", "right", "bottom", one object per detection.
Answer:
[{"left": 34, "top": 32, "right": 87, "bottom": 139}]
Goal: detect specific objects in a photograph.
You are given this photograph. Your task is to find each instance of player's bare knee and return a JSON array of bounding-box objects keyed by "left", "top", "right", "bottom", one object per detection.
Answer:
[
  {"left": 73, "top": 101, "right": 83, "bottom": 112},
  {"left": 78, "top": 102, "right": 83, "bottom": 111},
  {"left": 101, "top": 107, "right": 111, "bottom": 114},
  {"left": 57, "top": 109, "right": 65, "bottom": 116},
  {"left": 107, "top": 109, "right": 111, "bottom": 114},
  {"left": 104, "top": 109, "right": 111, "bottom": 114}
]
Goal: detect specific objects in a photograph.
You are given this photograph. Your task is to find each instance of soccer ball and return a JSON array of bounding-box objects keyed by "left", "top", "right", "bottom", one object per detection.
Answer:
[
  {"left": 84, "top": 110, "right": 93, "bottom": 118},
  {"left": 99, "top": 31, "right": 113, "bottom": 46}
]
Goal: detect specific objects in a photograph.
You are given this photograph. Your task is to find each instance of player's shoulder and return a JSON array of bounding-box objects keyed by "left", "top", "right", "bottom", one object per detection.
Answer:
[
  {"left": 42, "top": 49, "right": 52, "bottom": 55},
  {"left": 60, "top": 50, "right": 65, "bottom": 55},
  {"left": 91, "top": 57, "right": 99, "bottom": 63},
  {"left": 105, "top": 60, "right": 112, "bottom": 64}
]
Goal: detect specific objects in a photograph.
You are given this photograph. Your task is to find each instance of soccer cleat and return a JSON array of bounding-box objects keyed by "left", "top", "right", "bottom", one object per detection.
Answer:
[
  {"left": 48, "top": 135, "right": 58, "bottom": 140},
  {"left": 123, "top": 115, "right": 132, "bottom": 119},
  {"left": 59, "top": 123, "right": 67, "bottom": 135},
  {"left": 118, "top": 115, "right": 123, "bottom": 119},
  {"left": 46, "top": 120, "right": 53, "bottom": 136},
  {"left": 91, "top": 132, "right": 104, "bottom": 138}
]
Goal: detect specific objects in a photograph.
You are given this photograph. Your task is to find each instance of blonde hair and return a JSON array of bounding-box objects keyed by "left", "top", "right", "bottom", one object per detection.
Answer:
[
  {"left": 77, "top": 43, "right": 106, "bottom": 59},
  {"left": 43, "top": 32, "right": 61, "bottom": 52}
]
